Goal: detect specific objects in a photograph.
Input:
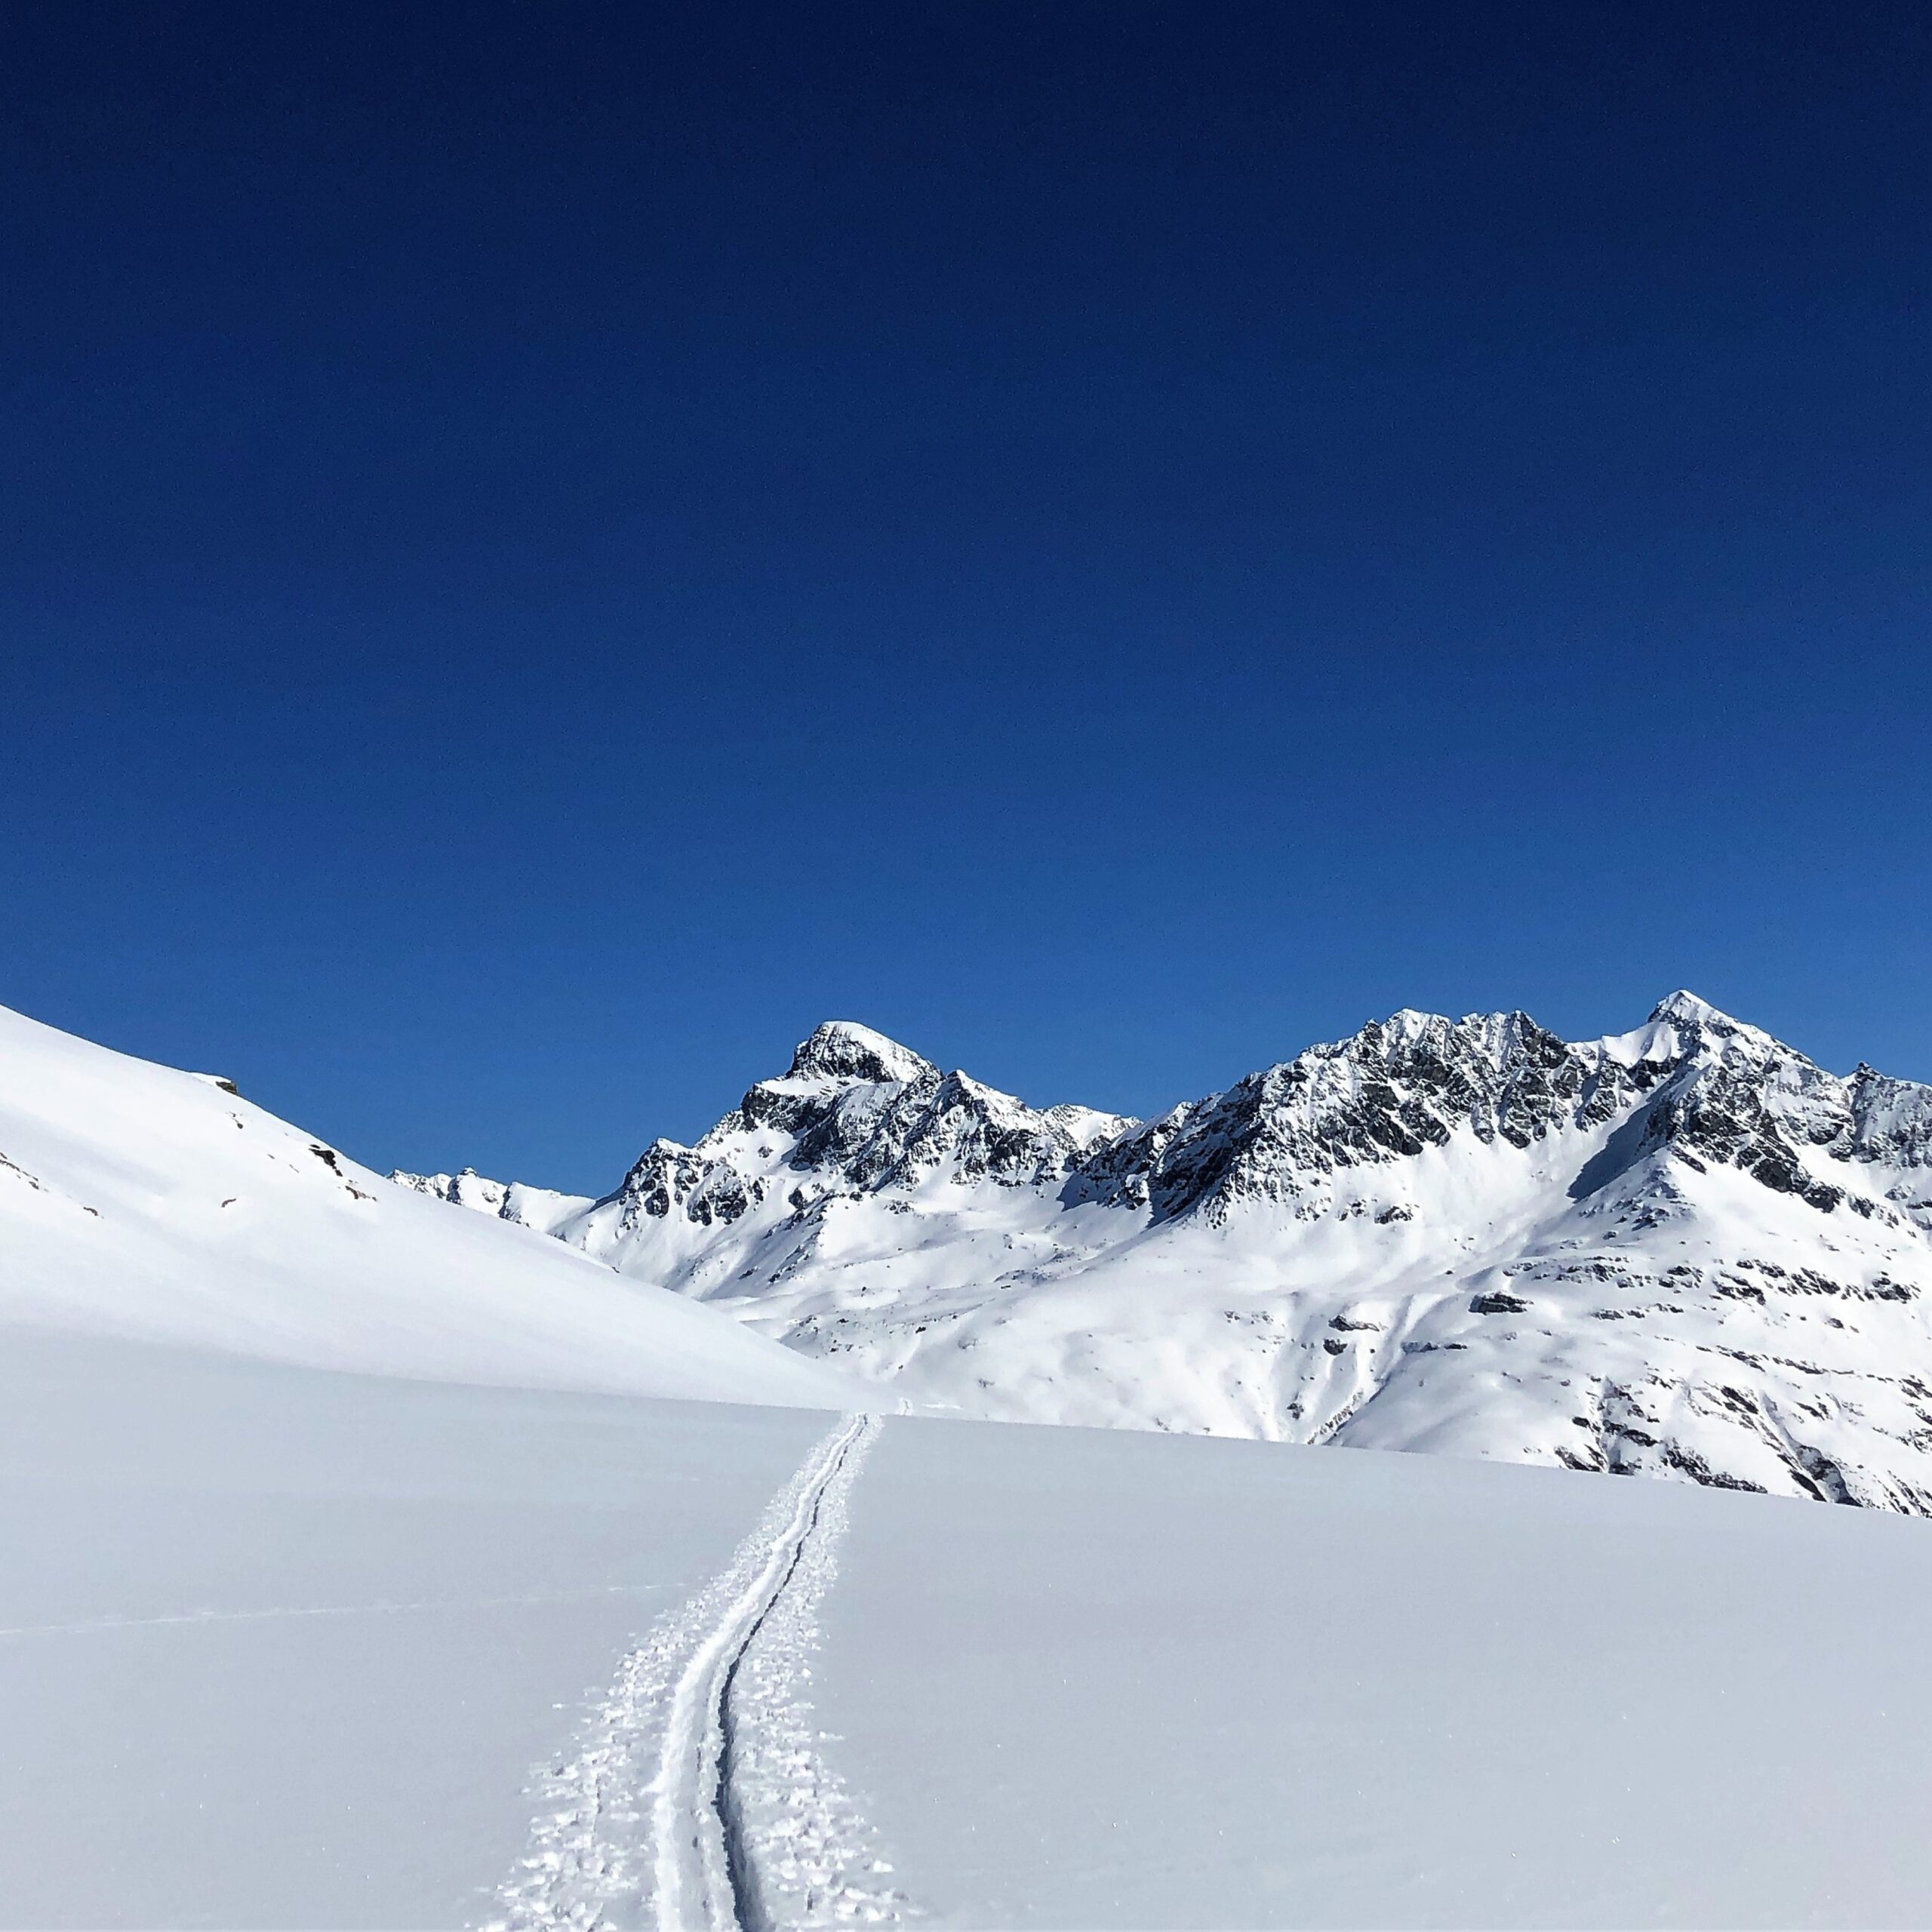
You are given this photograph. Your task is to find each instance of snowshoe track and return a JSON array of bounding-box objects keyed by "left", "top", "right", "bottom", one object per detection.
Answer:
[{"left": 489, "top": 1413, "right": 906, "bottom": 1930}]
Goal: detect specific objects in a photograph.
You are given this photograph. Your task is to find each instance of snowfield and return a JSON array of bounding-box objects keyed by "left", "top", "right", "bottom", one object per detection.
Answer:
[
  {"left": 6, "top": 1331, "right": 1932, "bottom": 1928},
  {"left": 0, "top": 1330, "right": 833, "bottom": 1930},
  {"left": 6, "top": 995, "right": 1932, "bottom": 1926}
]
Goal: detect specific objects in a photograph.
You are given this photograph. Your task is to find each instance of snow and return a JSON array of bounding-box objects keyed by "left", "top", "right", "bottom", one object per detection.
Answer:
[
  {"left": 0, "top": 1000, "right": 855, "bottom": 1409},
  {"left": 6, "top": 1328, "right": 1932, "bottom": 1927},
  {"left": 392, "top": 1166, "right": 595, "bottom": 1235},
  {"left": 1650, "top": 987, "right": 1731, "bottom": 1029},
  {"left": 817, "top": 1415, "right": 1932, "bottom": 1927},
  {"left": 0, "top": 1329, "right": 832, "bottom": 1929},
  {"left": 493, "top": 1412, "right": 902, "bottom": 1931}
]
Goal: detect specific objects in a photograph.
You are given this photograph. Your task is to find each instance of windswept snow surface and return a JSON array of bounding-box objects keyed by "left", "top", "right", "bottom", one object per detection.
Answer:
[
  {"left": 5, "top": 1335, "right": 1932, "bottom": 1928},
  {"left": 814, "top": 1417, "right": 1932, "bottom": 1929},
  {"left": 410, "top": 1001, "right": 1932, "bottom": 1511},
  {"left": 0, "top": 1001, "right": 854, "bottom": 1407},
  {"left": 0, "top": 1331, "right": 835, "bottom": 1930}
]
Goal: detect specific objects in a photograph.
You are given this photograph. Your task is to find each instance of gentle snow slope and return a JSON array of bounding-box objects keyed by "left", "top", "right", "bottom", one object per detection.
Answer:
[
  {"left": 5, "top": 1331, "right": 1932, "bottom": 1928},
  {"left": 822, "top": 1419, "right": 1932, "bottom": 1929},
  {"left": 0, "top": 1001, "right": 852, "bottom": 1407},
  {"left": 0, "top": 1331, "right": 830, "bottom": 1930}
]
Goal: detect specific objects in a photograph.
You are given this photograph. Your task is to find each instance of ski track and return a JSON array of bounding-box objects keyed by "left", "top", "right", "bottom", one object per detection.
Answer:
[{"left": 488, "top": 1412, "right": 907, "bottom": 1932}]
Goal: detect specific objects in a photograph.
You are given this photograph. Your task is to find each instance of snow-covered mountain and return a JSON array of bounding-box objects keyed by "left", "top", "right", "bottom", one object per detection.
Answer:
[
  {"left": 0, "top": 1001, "right": 854, "bottom": 1409},
  {"left": 405, "top": 995, "right": 1932, "bottom": 1512}
]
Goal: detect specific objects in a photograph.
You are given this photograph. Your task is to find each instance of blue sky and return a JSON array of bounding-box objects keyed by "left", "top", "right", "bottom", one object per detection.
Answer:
[{"left": 3, "top": 2, "right": 1930, "bottom": 1189}]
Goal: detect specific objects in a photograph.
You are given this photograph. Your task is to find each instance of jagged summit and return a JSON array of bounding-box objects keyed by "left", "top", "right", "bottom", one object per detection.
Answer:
[
  {"left": 1650, "top": 988, "right": 1727, "bottom": 1027},
  {"left": 784, "top": 1020, "right": 934, "bottom": 1088},
  {"left": 1651, "top": 988, "right": 1711, "bottom": 1025}
]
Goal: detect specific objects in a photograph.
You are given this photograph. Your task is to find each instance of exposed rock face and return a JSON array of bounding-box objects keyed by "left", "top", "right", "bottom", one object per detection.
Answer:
[
  {"left": 400, "top": 995, "right": 1932, "bottom": 1515},
  {"left": 579, "top": 1022, "right": 1135, "bottom": 1230},
  {"left": 783, "top": 1020, "right": 935, "bottom": 1088},
  {"left": 1069, "top": 994, "right": 1932, "bottom": 1230},
  {"left": 1069, "top": 1008, "right": 1666, "bottom": 1221}
]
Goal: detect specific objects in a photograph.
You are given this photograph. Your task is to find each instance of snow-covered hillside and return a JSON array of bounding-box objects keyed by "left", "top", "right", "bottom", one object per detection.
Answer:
[
  {"left": 0, "top": 1001, "right": 854, "bottom": 1409},
  {"left": 406, "top": 995, "right": 1932, "bottom": 1511}
]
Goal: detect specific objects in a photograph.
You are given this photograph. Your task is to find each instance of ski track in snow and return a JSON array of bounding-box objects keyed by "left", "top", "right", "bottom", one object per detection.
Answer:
[{"left": 488, "top": 1412, "right": 907, "bottom": 1932}]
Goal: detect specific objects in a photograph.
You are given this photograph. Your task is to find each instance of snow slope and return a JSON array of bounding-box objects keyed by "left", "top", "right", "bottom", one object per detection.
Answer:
[
  {"left": 0, "top": 1001, "right": 853, "bottom": 1407},
  {"left": 407, "top": 998, "right": 1932, "bottom": 1511},
  {"left": 8, "top": 1327, "right": 1932, "bottom": 1929},
  {"left": 0, "top": 1330, "right": 834, "bottom": 1929},
  {"left": 818, "top": 1412, "right": 1932, "bottom": 1929}
]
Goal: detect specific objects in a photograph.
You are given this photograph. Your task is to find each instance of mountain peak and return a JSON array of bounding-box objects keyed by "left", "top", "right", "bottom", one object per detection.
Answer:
[
  {"left": 785, "top": 1020, "right": 934, "bottom": 1088},
  {"left": 1376, "top": 1007, "right": 1451, "bottom": 1047},
  {"left": 1648, "top": 989, "right": 1734, "bottom": 1030}
]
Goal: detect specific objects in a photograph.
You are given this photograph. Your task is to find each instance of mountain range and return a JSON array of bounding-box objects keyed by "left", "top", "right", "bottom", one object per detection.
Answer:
[{"left": 401, "top": 992, "right": 1932, "bottom": 1513}]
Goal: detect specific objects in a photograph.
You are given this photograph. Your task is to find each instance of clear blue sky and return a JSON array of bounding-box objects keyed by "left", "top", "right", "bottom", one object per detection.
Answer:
[{"left": 3, "top": 2, "right": 1929, "bottom": 1189}]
